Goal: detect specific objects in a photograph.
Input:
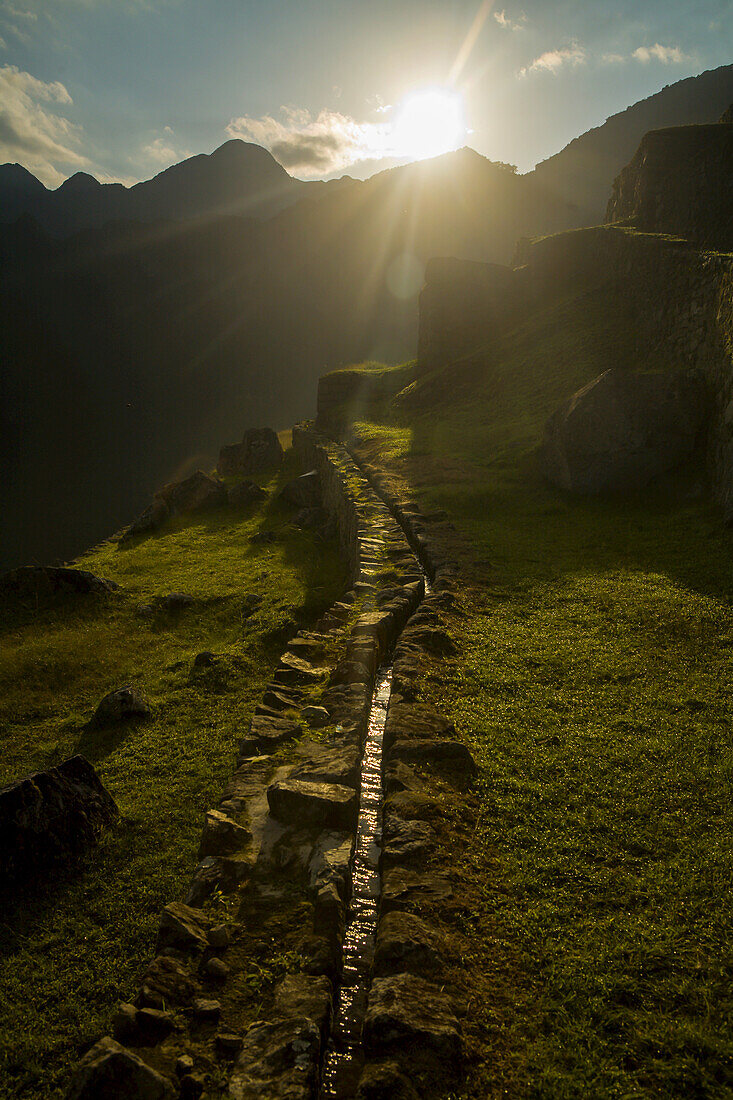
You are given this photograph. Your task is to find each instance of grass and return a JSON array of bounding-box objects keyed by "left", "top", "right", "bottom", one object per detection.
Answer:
[
  {"left": 347, "top": 282, "right": 733, "bottom": 1096},
  {"left": 0, "top": 445, "right": 346, "bottom": 1099}
]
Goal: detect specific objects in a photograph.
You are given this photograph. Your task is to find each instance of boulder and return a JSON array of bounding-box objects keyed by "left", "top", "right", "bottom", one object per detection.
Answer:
[
  {"left": 157, "top": 469, "right": 228, "bottom": 514},
  {"left": 279, "top": 471, "right": 321, "bottom": 509},
  {"left": 227, "top": 480, "right": 267, "bottom": 508},
  {"left": 356, "top": 1062, "right": 420, "bottom": 1099},
  {"left": 91, "top": 685, "right": 151, "bottom": 727},
  {"left": 0, "top": 566, "right": 118, "bottom": 600},
  {"left": 267, "top": 779, "right": 357, "bottom": 830},
  {"left": 0, "top": 755, "right": 118, "bottom": 880},
  {"left": 540, "top": 368, "right": 708, "bottom": 494},
  {"left": 122, "top": 470, "right": 227, "bottom": 541},
  {"left": 66, "top": 1036, "right": 175, "bottom": 1099},
  {"left": 374, "top": 911, "right": 442, "bottom": 976},
  {"left": 218, "top": 428, "right": 283, "bottom": 477}
]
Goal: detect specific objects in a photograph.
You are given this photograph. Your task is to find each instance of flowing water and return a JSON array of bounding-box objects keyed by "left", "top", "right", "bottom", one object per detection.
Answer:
[{"left": 320, "top": 564, "right": 432, "bottom": 1097}]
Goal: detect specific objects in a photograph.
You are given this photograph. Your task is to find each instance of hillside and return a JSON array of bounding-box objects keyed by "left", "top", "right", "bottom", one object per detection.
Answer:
[
  {"left": 529, "top": 63, "right": 733, "bottom": 225},
  {"left": 0, "top": 148, "right": 572, "bottom": 572}
]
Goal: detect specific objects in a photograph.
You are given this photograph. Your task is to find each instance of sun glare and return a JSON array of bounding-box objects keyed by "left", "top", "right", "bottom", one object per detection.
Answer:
[{"left": 392, "top": 88, "right": 465, "bottom": 161}]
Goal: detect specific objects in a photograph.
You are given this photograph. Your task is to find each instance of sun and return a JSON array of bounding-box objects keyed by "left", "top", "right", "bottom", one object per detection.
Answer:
[{"left": 392, "top": 88, "right": 466, "bottom": 161}]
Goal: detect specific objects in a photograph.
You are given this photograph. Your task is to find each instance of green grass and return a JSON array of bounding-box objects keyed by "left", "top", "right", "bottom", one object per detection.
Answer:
[
  {"left": 0, "top": 448, "right": 346, "bottom": 1099},
  {"left": 348, "top": 283, "right": 733, "bottom": 1096}
]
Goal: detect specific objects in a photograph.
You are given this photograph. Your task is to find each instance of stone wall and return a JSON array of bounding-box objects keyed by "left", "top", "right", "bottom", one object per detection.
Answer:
[
  {"left": 606, "top": 124, "right": 733, "bottom": 250},
  {"left": 416, "top": 223, "right": 733, "bottom": 517}
]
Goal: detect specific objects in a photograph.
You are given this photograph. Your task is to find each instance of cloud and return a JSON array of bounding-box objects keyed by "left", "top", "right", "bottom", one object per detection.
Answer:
[
  {"left": 632, "top": 43, "right": 688, "bottom": 64},
  {"left": 520, "top": 43, "right": 585, "bottom": 76},
  {"left": 494, "top": 9, "right": 526, "bottom": 31},
  {"left": 226, "top": 106, "right": 392, "bottom": 177},
  {"left": 602, "top": 53, "right": 626, "bottom": 65},
  {"left": 0, "top": 64, "right": 87, "bottom": 185},
  {"left": 0, "top": 35, "right": 6, "bottom": 48}
]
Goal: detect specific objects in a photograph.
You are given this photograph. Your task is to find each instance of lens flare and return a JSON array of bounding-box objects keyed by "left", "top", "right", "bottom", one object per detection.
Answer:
[{"left": 392, "top": 88, "right": 466, "bottom": 160}]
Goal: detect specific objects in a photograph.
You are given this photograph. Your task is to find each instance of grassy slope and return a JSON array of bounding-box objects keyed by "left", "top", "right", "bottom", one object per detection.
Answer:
[
  {"left": 0, "top": 446, "right": 345, "bottom": 1099},
  {"left": 350, "top": 286, "right": 733, "bottom": 1097}
]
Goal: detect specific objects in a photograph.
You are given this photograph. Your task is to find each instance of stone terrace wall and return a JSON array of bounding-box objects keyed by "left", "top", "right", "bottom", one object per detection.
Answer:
[
  {"left": 606, "top": 124, "right": 733, "bottom": 251},
  {"left": 418, "top": 224, "right": 733, "bottom": 517}
]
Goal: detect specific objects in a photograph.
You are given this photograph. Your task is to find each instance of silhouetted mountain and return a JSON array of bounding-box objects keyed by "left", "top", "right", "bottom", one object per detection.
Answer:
[
  {"left": 0, "top": 140, "right": 307, "bottom": 236},
  {"left": 530, "top": 64, "right": 733, "bottom": 225}
]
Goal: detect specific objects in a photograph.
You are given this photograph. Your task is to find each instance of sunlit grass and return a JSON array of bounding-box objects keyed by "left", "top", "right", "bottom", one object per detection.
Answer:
[
  {"left": 349, "top": 282, "right": 733, "bottom": 1096},
  {"left": 0, "top": 449, "right": 346, "bottom": 1099}
]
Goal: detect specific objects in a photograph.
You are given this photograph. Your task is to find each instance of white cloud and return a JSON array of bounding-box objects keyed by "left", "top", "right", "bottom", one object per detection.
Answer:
[
  {"left": 632, "top": 42, "right": 688, "bottom": 64},
  {"left": 226, "top": 106, "right": 393, "bottom": 177},
  {"left": 0, "top": 34, "right": 6, "bottom": 48},
  {"left": 520, "top": 43, "right": 586, "bottom": 76},
  {"left": 602, "top": 52, "right": 626, "bottom": 65},
  {"left": 140, "top": 127, "right": 188, "bottom": 167},
  {"left": 494, "top": 9, "right": 526, "bottom": 31},
  {"left": 0, "top": 64, "right": 87, "bottom": 185},
  {"left": 4, "top": 5, "right": 38, "bottom": 20}
]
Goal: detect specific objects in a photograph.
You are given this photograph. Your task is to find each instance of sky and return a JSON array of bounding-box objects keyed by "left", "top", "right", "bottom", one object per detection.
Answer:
[{"left": 0, "top": 0, "right": 731, "bottom": 188}]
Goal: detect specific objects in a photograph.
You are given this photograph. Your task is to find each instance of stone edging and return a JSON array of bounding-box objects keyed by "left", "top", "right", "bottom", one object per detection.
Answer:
[{"left": 69, "top": 425, "right": 476, "bottom": 1099}]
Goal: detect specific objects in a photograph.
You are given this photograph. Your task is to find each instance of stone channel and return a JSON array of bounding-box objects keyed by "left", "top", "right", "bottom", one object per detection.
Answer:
[{"left": 68, "top": 423, "right": 475, "bottom": 1100}]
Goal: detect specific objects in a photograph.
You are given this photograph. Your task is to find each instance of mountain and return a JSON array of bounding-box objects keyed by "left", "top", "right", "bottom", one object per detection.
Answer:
[
  {"left": 529, "top": 64, "right": 733, "bottom": 225},
  {"left": 0, "top": 140, "right": 308, "bottom": 236}
]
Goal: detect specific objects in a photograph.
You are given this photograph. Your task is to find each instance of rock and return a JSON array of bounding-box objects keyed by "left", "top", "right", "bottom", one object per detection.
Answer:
[
  {"left": 91, "top": 685, "right": 151, "bottom": 727},
  {"left": 273, "top": 974, "right": 332, "bottom": 1040},
  {"left": 111, "top": 1002, "right": 139, "bottom": 1044},
  {"left": 363, "top": 974, "right": 462, "bottom": 1067},
  {"left": 139, "top": 955, "right": 200, "bottom": 1009},
  {"left": 374, "top": 911, "right": 442, "bottom": 976},
  {"left": 0, "top": 566, "right": 118, "bottom": 600},
  {"left": 228, "top": 1017, "right": 321, "bottom": 1100},
  {"left": 136, "top": 1006, "right": 176, "bottom": 1043},
  {"left": 157, "top": 470, "right": 228, "bottom": 514},
  {"left": 273, "top": 654, "right": 324, "bottom": 687},
  {"left": 313, "top": 881, "right": 344, "bottom": 942},
  {"left": 193, "top": 650, "right": 217, "bottom": 667},
  {"left": 301, "top": 705, "right": 330, "bottom": 728},
  {"left": 192, "top": 997, "right": 221, "bottom": 1020},
  {"left": 541, "top": 368, "right": 708, "bottom": 494},
  {"left": 291, "top": 743, "right": 360, "bottom": 788},
  {"left": 380, "top": 868, "right": 452, "bottom": 914},
  {"left": 388, "top": 739, "right": 478, "bottom": 782},
  {"left": 121, "top": 497, "right": 170, "bottom": 541},
  {"left": 175, "top": 1055, "right": 195, "bottom": 1077},
  {"left": 0, "top": 754, "right": 118, "bottom": 880},
  {"left": 199, "top": 810, "right": 250, "bottom": 857},
  {"left": 160, "top": 592, "right": 195, "bottom": 611},
  {"left": 216, "top": 1029, "right": 244, "bottom": 1056},
  {"left": 67, "top": 1036, "right": 175, "bottom": 1099},
  {"left": 279, "top": 470, "right": 321, "bottom": 509},
  {"left": 384, "top": 701, "right": 455, "bottom": 749},
  {"left": 356, "top": 1061, "right": 420, "bottom": 1099},
  {"left": 307, "top": 831, "right": 354, "bottom": 895},
  {"left": 238, "top": 715, "right": 301, "bottom": 758},
  {"left": 207, "top": 924, "right": 231, "bottom": 950},
  {"left": 180, "top": 1074, "right": 205, "bottom": 1099},
  {"left": 157, "top": 902, "right": 211, "bottom": 954},
  {"left": 267, "top": 779, "right": 357, "bottom": 830},
  {"left": 381, "top": 819, "right": 436, "bottom": 866},
  {"left": 227, "top": 480, "right": 267, "bottom": 508},
  {"left": 218, "top": 428, "right": 283, "bottom": 477},
  {"left": 205, "top": 956, "right": 230, "bottom": 981}
]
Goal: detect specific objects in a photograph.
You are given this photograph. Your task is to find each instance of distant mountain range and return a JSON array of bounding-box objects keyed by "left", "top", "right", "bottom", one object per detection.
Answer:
[
  {"left": 2, "top": 63, "right": 733, "bottom": 571},
  {"left": 3, "top": 64, "right": 732, "bottom": 241}
]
